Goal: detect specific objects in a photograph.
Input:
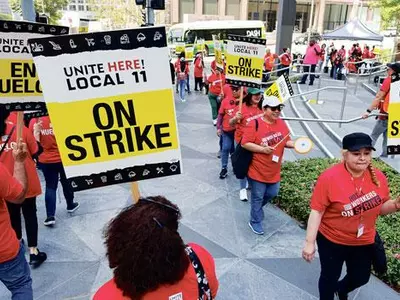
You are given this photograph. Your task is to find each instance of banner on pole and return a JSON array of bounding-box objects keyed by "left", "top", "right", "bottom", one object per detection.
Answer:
[
  {"left": 388, "top": 76, "right": 400, "bottom": 155},
  {"left": 29, "top": 26, "right": 182, "bottom": 191},
  {"left": 264, "top": 73, "right": 294, "bottom": 103},
  {"left": 225, "top": 35, "right": 266, "bottom": 88},
  {"left": 0, "top": 20, "right": 69, "bottom": 111}
]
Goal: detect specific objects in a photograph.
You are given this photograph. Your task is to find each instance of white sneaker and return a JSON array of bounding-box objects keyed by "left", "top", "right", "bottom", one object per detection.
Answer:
[
  {"left": 213, "top": 119, "right": 217, "bottom": 126},
  {"left": 240, "top": 189, "right": 248, "bottom": 202}
]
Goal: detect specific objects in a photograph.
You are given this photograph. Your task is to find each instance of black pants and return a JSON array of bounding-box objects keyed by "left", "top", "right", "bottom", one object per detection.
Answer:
[
  {"left": 301, "top": 64, "right": 317, "bottom": 85},
  {"left": 194, "top": 77, "right": 203, "bottom": 91},
  {"left": 7, "top": 197, "right": 38, "bottom": 248},
  {"left": 317, "top": 232, "right": 374, "bottom": 300}
]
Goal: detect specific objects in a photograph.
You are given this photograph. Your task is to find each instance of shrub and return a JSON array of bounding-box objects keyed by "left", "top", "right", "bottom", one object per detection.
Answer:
[{"left": 274, "top": 158, "right": 400, "bottom": 290}]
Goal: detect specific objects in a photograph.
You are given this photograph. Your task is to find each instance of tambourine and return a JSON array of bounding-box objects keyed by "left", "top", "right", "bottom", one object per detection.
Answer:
[{"left": 294, "top": 137, "right": 313, "bottom": 154}]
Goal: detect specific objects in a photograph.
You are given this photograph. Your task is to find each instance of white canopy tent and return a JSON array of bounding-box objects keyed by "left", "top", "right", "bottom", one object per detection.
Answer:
[{"left": 322, "top": 19, "right": 383, "bottom": 42}]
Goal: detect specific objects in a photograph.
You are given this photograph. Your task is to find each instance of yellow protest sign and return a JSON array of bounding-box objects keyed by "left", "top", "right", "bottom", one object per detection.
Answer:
[
  {"left": 0, "top": 20, "right": 68, "bottom": 111},
  {"left": 185, "top": 45, "right": 194, "bottom": 60},
  {"left": 225, "top": 35, "right": 266, "bottom": 87},
  {"left": 264, "top": 73, "right": 294, "bottom": 103},
  {"left": 196, "top": 38, "right": 205, "bottom": 52},
  {"left": 30, "top": 27, "right": 182, "bottom": 191},
  {"left": 214, "top": 39, "right": 223, "bottom": 69},
  {"left": 388, "top": 77, "right": 400, "bottom": 155}
]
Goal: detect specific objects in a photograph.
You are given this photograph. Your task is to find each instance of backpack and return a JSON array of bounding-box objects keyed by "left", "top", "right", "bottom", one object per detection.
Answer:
[{"left": 231, "top": 119, "right": 259, "bottom": 179}]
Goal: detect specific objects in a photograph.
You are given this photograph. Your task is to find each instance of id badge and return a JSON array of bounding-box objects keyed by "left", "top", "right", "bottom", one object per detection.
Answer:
[
  {"left": 357, "top": 224, "right": 365, "bottom": 238},
  {"left": 272, "top": 155, "right": 280, "bottom": 163}
]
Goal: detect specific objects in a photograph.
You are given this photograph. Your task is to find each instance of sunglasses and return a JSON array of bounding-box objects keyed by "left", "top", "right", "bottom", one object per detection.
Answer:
[
  {"left": 267, "top": 105, "right": 284, "bottom": 112},
  {"left": 231, "top": 87, "right": 240, "bottom": 92}
]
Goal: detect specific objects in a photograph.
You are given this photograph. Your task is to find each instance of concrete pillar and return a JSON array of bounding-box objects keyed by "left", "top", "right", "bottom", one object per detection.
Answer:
[
  {"left": 171, "top": 0, "right": 179, "bottom": 23},
  {"left": 350, "top": 0, "right": 359, "bottom": 19},
  {"left": 219, "top": 0, "right": 226, "bottom": 17},
  {"left": 317, "top": 0, "right": 325, "bottom": 33},
  {"left": 275, "top": 0, "right": 296, "bottom": 54},
  {"left": 313, "top": 2, "right": 320, "bottom": 31},
  {"left": 239, "top": 0, "right": 249, "bottom": 20},
  {"left": 195, "top": 0, "right": 202, "bottom": 15},
  {"left": 21, "top": 0, "right": 35, "bottom": 21}
]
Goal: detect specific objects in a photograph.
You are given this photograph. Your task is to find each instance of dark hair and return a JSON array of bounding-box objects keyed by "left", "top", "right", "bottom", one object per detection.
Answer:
[
  {"left": 282, "top": 48, "right": 287, "bottom": 53},
  {"left": 180, "top": 60, "right": 186, "bottom": 72},
  {"left": 242, "top": 93, "right": 263, "bottom": 110},
  {"left": 0, "top": 105, "right": 10, "bottom": 136},
  {"left": 105, "top": 196, "right": 189, "bottom": 300}
]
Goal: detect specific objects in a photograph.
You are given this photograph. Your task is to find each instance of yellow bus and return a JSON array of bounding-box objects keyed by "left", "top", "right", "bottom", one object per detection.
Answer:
[{"left": 167, "top": 20, "right": 266, "bottom": 57}]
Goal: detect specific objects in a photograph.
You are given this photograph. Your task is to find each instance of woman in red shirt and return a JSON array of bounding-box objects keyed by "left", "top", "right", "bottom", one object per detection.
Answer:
[
  {"left": 0, "top": 111, "right": 47, "bottom": 268},
  {"left": 29, "top": 116, "right": 79, "bottom": 226},
  {"left": 216, "top": 85, "right": 241, "bottom": 180},
  {"left": 207, "top": 68, "right": 226, "bottom": 125},
  {"left": 278, "top": 48, "right": 292, "bottom": 77},
  {"left": 302, "top": 133, "right": 400, "bottom": 300},
  {"left": 242, "top": 96, "right": 294, "bottom": 234},
  {"left": 193, "top": 52, "right": 204, "bottom": 92},
  {"left": 176, "top": 57, "right": 189, "bottom": 103},
  {"left": 230, "top": 88, "right": 263, "bottom": 201},
  {"left": 94, "top": 196, "right": 219, "bottom": 300}
]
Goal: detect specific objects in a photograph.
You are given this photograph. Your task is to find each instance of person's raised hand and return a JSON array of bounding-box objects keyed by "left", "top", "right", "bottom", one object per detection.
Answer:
[
  {"left": 361, "top": 112, "right": 370, "bottom": 119},
  {"left": 12, "top": 139, "right": 28, "bottom": 163},
  {"left": 262, "top": 146, "right": 274, "bottom": 155}
]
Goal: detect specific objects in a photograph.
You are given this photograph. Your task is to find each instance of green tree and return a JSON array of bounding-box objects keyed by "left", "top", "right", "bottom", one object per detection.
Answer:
[
  {"left": 371, "top": 0, "right": 400, "bottom": 34},
  {"left": 87, "top": 0, "right": 144, "bottom": 30},
  {"left": 9, "top": 0, "right": 68, "bottom": 25}
]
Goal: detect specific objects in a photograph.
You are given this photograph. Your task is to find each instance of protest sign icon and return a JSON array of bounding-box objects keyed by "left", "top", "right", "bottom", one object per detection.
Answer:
[
  {"left": 264, "top": 73, "right": 294, "bottom": 103},
  {"left": 387, "top": 76, "right": 400, "bottom": 155},
  {"left": 225, "top": 35, "right": 266, "bottom": 88},
  {"left": 29, "top": 26, "right": 182, "bottom": 191},
  {"left": 0, "top": 20, "right": 69, "bottom": 111}
]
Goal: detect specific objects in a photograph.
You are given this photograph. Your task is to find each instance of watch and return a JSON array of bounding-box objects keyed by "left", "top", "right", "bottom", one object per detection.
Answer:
[{"left": 366, "top": 109, "right": 372, "bottom": 113}]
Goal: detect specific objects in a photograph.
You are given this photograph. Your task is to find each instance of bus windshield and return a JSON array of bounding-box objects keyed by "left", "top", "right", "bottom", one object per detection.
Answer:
[{"left": 168, "top": 28, "right": 184, "bottom": 43}]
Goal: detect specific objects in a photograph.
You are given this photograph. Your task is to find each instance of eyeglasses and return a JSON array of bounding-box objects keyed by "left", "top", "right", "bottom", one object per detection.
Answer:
[
  {"left": 139, "top": 198, "right": 179, "bottom": 213},
  {"left": 231, "top": 88, "right": 240, "bottom": 92}
]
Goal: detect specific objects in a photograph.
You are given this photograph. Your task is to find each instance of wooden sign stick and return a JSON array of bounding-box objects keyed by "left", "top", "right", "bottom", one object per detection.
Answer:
[
  {"left": 131, "top": 182, "right": 141, "bottom": 203},
  {"left": 239, "top": 86, "right": 244, "bottom": 113},
  {"left": 16, "top": 112, "right": 24, "bottom": 141},
  {"left": 272, "top": 132, "right": 291, "bottom": 150}
]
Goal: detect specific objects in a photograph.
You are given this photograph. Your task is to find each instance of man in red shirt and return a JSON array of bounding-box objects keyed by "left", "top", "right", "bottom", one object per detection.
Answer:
[
  {"left": 362, "top": 62, "right": 400, "bottom": 157},
  {"left": 0, "top": 109, "right": 32, "bottom": 299}
]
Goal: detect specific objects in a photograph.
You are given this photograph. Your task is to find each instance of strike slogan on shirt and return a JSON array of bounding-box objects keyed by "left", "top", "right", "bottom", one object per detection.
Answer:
[
  {"left": 0, "top": 20, "right": 68, "bottom": 111},
  {"left": 29, "top": 26, "right": 181, "bottom": 191},
  {"left": 225, "top": 35, "right": 266, "bottom": 87},
  {"left": 388, "top": 76, "right": 400, "bottom": 155}
]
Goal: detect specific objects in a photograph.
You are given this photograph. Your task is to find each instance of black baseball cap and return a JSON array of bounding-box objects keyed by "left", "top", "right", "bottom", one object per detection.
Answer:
[
  {"left": 387, "top": 62, "right": 400, "bottom": 74},
  {"left": 342, "top": 133, "right": 376, "bottom": 151}
]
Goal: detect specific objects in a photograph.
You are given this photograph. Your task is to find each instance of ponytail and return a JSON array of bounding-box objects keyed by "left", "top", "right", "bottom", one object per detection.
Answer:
[{"left": 368, "top": 164, "right": 380, "bottom": 187}]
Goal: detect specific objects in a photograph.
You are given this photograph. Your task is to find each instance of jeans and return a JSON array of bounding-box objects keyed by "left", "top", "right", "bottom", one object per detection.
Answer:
[
  {"left": 248, "top": 178, "right": 280, "bottom": 224},
  {"left": 186, "top": 76, "right": 190, "bottom": 92},
  {"left": 0, "top": 243, "right": 33, "bottom": 300},
  {"left": 221, "top": 131, "right": 234, "bottom": 169},
  {"left": 333, "top": 64, "right": 343, "bottom": 80},
  {"left": 208, "top": 93, "right": 219, "bottom": 120},
  {"left": 7, "top": 198, "right": 38, "bottom": 247},
  {"left": 371, "top": 119, "right": 388, "bottom": 156},
  {"left": 179, "top": 79, "right": 186, "bottom": 100},
  {"left": 317, "top": 232, "right": 373, "bottom": 300},
  {"left": 234, "top": 140, "right": 247, "bottom": 189},
  {"left": 40, "top": 162, "right": 75, "bottom": 218},
  {"left": 301, "top": 64, "right": 317, "bottom": 84}
]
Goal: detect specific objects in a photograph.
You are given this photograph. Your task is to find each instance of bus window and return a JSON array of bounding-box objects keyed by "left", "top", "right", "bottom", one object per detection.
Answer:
[
  {"left": 170, "top": 29, "right": 184, "bottom": 42},
  {"left": 186, "top": 30, "right": 196, "bottom": 44}
]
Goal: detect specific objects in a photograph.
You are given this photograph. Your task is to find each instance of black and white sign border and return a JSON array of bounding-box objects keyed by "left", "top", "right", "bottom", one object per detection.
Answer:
[{"left": 0, "top": 20, "right": 68, "bottom": 35}]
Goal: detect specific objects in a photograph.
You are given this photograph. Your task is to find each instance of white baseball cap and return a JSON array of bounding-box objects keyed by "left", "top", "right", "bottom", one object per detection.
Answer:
[{"left": 262, "top": 96, "right": 283, "bottom": 108}]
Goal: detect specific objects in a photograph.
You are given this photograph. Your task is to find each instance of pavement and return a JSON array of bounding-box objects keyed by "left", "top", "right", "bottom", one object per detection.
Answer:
[{"left": 1, "top": 73, "right": 399, "bottom": 299}]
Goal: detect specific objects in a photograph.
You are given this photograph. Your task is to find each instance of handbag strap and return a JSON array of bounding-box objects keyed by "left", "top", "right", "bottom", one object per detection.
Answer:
[
  {"left": 185, "top": 245, "right": 212, "bottom": 300},
  {"left": 0, "top": 126, "right": 15, "bottom": 157}
]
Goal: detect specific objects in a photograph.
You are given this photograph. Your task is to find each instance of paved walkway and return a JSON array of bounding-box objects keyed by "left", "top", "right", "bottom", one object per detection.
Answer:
[{"left": 1, "top": 77, "right": 399, "bottom": 299}]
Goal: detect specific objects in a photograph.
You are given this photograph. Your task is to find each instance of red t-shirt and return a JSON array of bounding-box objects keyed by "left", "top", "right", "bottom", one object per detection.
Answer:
[
  {"left": 311, "top": 163, "right": 390, "bottom": 246},
  {"left": 242, "top": 118, "right": 290, "bottom": 183},
  {"left": 208, "top": 73, "right": 225, "bottom": 95},
  {"left": 279, "top": 53, "right": 291, "bottom": 66},
  {"left": 0, "top": 163, "right": 23, "bottom": 263},
  {"left": 234, "top": 105, "right": 262, "bottom": 144},
  {"left": 93, "top": 243, "right": 219, "bottom": 300},
  {"left": 218, "top": 97, "right": 239, "bottom": 132},
  {"left": 29, "top": 116, "right": 61, "bottom": 164},
  {"left": 194, "top": 57, "right": 203, "bottom": 78},
  {"left": 0, "top": 122, "right": 41, "bottom": 198},
  {"left": 379, "top": 75, "right": 391, "bottom": 119}
]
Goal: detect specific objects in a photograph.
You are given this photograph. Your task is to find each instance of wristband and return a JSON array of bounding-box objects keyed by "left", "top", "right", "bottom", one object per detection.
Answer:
[{"left": 366, "top": 109, "right": 372, "bottom": 113}]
